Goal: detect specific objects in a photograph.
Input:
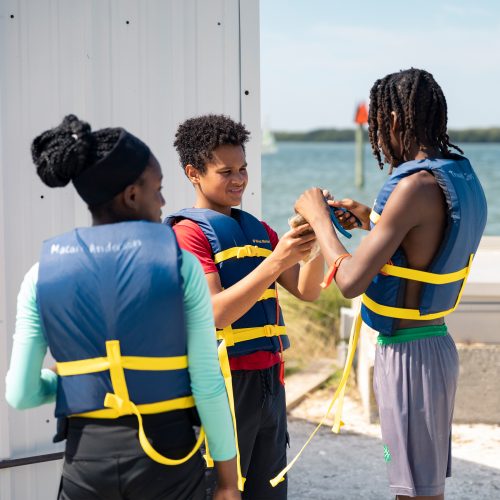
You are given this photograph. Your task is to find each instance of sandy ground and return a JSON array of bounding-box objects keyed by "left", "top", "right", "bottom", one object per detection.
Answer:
[{"left": 285, "top": 388, "right": 500, "bottom": 499}]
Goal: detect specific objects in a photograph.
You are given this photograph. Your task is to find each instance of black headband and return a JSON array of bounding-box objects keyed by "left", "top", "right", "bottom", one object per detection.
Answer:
[{"left": 72, "top": 129, "right": 151, "bottom": 206}]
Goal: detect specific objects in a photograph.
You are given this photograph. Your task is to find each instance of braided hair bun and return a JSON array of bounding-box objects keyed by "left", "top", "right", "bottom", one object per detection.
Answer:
[{"left": 31, "top": 114, "right": 95, "bottom": 187}]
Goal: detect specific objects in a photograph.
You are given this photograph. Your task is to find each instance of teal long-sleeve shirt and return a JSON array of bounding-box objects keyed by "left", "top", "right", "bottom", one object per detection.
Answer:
[{"left": 5, "top": 249, "right": 236, "bottom": 461}]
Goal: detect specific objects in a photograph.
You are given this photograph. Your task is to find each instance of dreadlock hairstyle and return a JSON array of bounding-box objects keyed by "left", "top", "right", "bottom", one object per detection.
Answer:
[
  {"left": 174, "top": 114, "right": 250, "bottom": 173},
  {"left": 368, "top": 68, "right": 463, "bottom": 173}
]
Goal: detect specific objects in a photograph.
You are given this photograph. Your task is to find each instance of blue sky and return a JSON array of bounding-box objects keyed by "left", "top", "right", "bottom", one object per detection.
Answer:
[{"left": 260, "top": 0, "right": 500, "bottom": 130}]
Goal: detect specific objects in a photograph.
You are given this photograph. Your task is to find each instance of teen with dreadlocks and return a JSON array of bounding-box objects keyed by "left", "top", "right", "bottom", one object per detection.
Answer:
[
  {"left": 5, "top": 115, "right": 240, "bottom": 500},
  {"left": 294, "top": 69, "right": 487, "bottom": 499},
  {"left": 165, "top": 114, "right": 324, "bottom": 498}
]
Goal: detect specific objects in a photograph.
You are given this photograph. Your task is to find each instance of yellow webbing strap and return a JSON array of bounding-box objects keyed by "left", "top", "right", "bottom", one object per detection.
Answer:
[
  {"left": 104, "top": 391, "right": 205, "bottom": 466},
  {"left": 363, "top": 254, "right": 474, "bottom": 321},
  {"left": 258, "top": 289, "right": 277, "bottom": 301},
  {"left": 203, "top": 436, "right": 214, "bottom": 468},
  {"left": 57, "top": 353, "right": 188, "bottom": 376},
  {"left": 214, "top": 245, "right": 272, "bottom": 264},
  {"left": 379, "top": 262, "right": 469, "bottom": 284},
  {"left": 72, "top": 395, "right": 196, "bottom": 419},
  {"left": 216, "top": 325, "right": 287, "bottom": 347},
  {"left": 61, "top": 340, "right": 204, "bottom": 465},
  {"left": 270, "top": 307, "right": 362, "bottom": 487},
  {"left": 217, "top": 339, "right": 246, "bottom": 491},
  {"left": 371, "top": 210, "right": 471, "bottom": 285}
]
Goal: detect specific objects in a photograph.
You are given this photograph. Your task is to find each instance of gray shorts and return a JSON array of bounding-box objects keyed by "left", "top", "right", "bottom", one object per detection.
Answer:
[{"left": 373, "top": 331, "right": 459, "bottom": 497}]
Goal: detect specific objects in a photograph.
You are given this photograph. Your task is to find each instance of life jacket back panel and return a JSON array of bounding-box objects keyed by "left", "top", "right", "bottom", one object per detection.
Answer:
[{"left": 37, "top": 221, "right": 191, "bottom": 417}]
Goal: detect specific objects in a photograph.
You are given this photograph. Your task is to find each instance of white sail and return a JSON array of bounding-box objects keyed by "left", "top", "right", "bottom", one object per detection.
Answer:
[{"left": 261, "top": 128, "right": 278, "bottom": 155}]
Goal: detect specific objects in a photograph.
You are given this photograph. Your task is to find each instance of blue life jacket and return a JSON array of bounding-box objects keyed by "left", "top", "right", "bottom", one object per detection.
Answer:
[
  {"left": 37, "top": 221, "right": 194, "bottom": 418},
  {"left": 165, "top": 208, "right": 289, "bottom": 357},
  {"left": 361, "top": 156, "right": 487, "bottom": 335}
]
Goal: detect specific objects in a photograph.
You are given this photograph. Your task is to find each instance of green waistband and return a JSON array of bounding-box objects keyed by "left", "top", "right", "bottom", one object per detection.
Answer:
[{"left": 377, "top": 324, "right": 448, "bottom": 345}]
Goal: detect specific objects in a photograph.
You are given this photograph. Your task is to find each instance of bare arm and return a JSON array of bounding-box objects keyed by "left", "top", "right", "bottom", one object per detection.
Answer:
[
  {"left": 294, "top": 177, "right": 432, "bottom": 298},
  {"left": 208, "top": 225, "right": 316, "bottom": 328},
  {"left": 277, "top": 252, "right": 324, "bottom": 301}
]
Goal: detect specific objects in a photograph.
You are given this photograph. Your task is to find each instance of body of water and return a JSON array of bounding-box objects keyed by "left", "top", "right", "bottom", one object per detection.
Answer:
[{"left": 262, "top": 142, "right": 499, "bottom": 251}]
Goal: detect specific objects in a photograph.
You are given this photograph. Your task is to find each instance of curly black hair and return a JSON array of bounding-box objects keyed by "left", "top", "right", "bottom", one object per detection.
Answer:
[
  {"left": 368, "top": 68, "right": 463, "bottom": 173},
  {"left": 174, "top": 114, "right": 250, "bottom": 173}
]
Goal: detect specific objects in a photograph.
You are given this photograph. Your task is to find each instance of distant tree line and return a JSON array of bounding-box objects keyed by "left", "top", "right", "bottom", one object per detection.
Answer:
[
  {"left": 448, "top": 128, "right": 500, "bottom": 143},
  {"left": 274, "top": 128, "right": 500, "bottom": 143}
]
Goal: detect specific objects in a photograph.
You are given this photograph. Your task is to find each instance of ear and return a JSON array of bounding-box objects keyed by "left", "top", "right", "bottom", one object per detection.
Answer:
[
  {"left": 185, "top": 164, "right": 201, "bottom": 185},
  {"left": 122, "top": 183, "right": 140, "bottom": 210},
  {"left": 390, "top": 111, "right": 400, "bottom": 133}
]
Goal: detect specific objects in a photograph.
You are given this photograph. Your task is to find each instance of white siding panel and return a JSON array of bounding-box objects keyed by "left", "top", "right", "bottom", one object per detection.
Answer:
[
  {"left": 0, "top": 1, "right": 260, "bottom": 497},
  {"left": 240, "top": 0, "right": 261, "bottom": 216},
  {"left": 8, "top": 460, "right": 62, "bottom": 500},
  {"left": 0, "top": 21, "right": 11, "bottom": 499}
]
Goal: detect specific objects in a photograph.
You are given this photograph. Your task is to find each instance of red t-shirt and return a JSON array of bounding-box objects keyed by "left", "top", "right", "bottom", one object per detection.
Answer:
[{"left": 173, "top": 218, "right": 281, "bottom": 371}]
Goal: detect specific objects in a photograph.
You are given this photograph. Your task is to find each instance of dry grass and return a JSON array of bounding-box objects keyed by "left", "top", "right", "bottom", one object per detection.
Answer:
[{"left": 278, "top": 284, "right": 351, "bottom": 374}]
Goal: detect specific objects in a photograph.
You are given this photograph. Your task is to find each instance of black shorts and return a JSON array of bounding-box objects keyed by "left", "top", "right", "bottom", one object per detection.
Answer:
[
  {"left": 232, "top": 363, "right": 289, "bottom": 500},
  {"left": 58, "top": 410, "right": 205, "bottom": 500}
]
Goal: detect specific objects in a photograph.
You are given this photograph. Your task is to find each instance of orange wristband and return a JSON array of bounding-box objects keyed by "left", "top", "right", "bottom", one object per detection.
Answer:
[{"left": 320, "top": 253, "right": 351, "bottom": 288}]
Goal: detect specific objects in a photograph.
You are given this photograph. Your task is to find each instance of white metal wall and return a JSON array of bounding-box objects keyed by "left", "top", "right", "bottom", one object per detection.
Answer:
[{"left": 0, "top": 1, "right": 261, "bottom": 498}]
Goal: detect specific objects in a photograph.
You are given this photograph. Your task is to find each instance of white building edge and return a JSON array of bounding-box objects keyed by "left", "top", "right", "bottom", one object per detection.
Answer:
[{"left": 0, "top": 1, "right": 262, "bottom": 497}]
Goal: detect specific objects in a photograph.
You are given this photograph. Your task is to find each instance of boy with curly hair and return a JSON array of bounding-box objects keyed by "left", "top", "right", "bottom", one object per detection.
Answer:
[{"left": 166, "top": 114, "right": 324, "bottom": 498}]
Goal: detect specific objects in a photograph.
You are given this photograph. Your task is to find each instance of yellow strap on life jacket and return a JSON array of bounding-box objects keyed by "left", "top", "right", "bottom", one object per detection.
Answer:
[
  {"left": 270, "top": 305, "right": 363, "bottom": 487},
  {"left": 58, "top": 340, "right": 204, "bottom": 466},
  {"left": 363, "top": 254, "right": 474, "bottom": 320},
  {"left": 72, "top": 395, "right": 196, "bottom": 418},
  {"left": 203, "top": 436, "right": 214, "bottom": 468},
  {"left": 214, "top": 245, "right": 272, "bottom": 264},
  {"left": 56, "top": 353, "right": 188, "bottom": 376},
  {"left": 216, "top": 325, "right": 287, "bottom": 347},
  {"left": 217, "top": 339, "right": 246, "bottom": 491},
  {"left": 379, "top": 261, "right": 469, "bottom": 284},
  {"left": 104, "top": 391, "right": 205, "bottom": 466},
  {"left": 258, "top": 288, "right": 278, "bottom": 301}
]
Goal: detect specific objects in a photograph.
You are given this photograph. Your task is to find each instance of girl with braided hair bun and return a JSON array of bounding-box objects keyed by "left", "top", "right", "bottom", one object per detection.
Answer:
[
  {"left": 294, "top": 69, "right": 487, "bottom": 499},
  {"left": 30, "top": 114, "right": 163, "bottom": 223},
  {"left": 6, "top": 115, "right": 240, "bottom": 500}
]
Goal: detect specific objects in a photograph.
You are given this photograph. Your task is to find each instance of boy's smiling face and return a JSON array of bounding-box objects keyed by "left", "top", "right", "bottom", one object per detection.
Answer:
[{"left": 186, "top": 144, "right": 248, "bottom": 215}]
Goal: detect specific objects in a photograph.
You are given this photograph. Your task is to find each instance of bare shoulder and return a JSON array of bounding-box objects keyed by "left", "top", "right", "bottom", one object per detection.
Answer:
[
  {"left": 392, "top": 170, "right": 443, "bottom": 209},
  {"left": 397, "top": 169, "right": 439, "bottom": 192},
  {"left": 380, "top": 170, "right": 445, "bottom": 235}
]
